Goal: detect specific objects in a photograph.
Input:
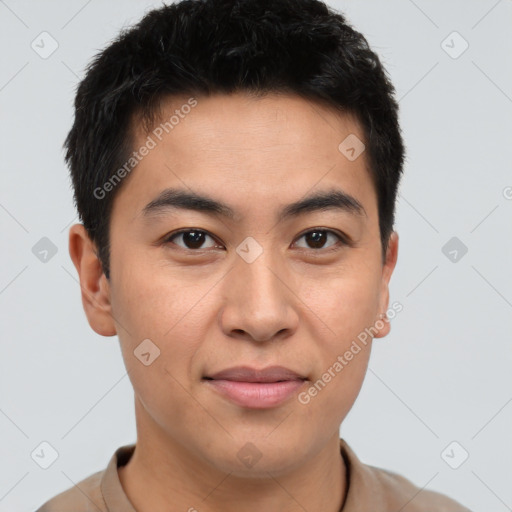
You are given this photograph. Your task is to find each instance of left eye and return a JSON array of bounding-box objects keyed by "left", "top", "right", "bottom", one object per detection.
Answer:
[{"left": 294, "top": 229, "right": 345, "bottom": 250}]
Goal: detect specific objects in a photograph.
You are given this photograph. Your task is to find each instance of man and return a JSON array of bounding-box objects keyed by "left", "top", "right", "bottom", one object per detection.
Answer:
[{"left": 36, "top": 0, "right": 471, "bottom": 510}]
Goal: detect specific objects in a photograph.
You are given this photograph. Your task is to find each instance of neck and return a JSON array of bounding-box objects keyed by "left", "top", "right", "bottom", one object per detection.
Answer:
[{"left": 118, "top": 397, "right": 348, "bottom": 512}]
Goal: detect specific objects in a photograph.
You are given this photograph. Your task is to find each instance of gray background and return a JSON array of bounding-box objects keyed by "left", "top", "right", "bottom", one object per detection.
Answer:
[{"left": 1, "top": 1, "right": 511, "bottom": 510}]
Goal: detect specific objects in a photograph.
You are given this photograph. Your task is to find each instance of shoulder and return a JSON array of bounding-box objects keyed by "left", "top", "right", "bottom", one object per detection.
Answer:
[
  {"left": 369, "top": 464, "right": 473, "bottom": 512},
  {"left": 34, "top": 469, "right": 107, "bottom": 512},
  {"left": 339, "top": 439, "right": 472, "bottom": 512}
]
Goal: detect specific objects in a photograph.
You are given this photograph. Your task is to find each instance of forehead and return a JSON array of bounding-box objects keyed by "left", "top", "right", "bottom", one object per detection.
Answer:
[
  {"left": 140, "top": 92, "right": 365, "bottom": 157},
  {"left": 117, "top": 92, "right": 376, "bottom": 223}
]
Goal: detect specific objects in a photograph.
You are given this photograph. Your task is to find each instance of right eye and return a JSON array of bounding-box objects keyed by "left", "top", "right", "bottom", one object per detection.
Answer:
[{"left": 163, "top": 229, "right": 223, "bottom": 251}]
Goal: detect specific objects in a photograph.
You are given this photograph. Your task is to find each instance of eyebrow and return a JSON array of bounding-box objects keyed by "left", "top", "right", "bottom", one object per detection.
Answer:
[{"left": 142, "top": 187, "right": 367, "bottom": 222}]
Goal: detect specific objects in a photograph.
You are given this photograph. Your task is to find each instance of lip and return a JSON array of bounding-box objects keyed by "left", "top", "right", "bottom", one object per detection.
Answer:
[
  {"left": 203, "top": 365, "right": 307, "bottom": 409},
  {"left": 206, "top": 365, "right": 306, "bottom": 383}
]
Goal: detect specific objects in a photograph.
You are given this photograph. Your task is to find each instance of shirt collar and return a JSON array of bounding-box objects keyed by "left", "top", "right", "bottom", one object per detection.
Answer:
[{"left": 100, "top": 444, "right": 137, "bottom": 511}]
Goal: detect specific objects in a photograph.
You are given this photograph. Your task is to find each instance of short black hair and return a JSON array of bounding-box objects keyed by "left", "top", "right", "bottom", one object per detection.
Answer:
[{"left": 64, "top": 0, "right": 405, "bottom": 279}]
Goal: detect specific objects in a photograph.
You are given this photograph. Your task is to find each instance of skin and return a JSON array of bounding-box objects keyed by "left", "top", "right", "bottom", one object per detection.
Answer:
[{"left": 69, "top": 92, "right": 398, "bottom": 512}]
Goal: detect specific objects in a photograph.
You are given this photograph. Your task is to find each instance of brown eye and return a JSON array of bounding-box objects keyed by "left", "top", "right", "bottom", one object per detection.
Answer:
[
  {"left": 294, "top": 229, "right": 346, "bottom": 250},
  {"left": 165, "top": 229, "right": 220, "bottom": 250}
]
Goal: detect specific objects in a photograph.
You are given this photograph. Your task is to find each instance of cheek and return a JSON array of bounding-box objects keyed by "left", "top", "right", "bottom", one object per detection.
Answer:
[
  {"left": 110, "top": 261, "right": 213, "bottom": 432},
  {"left": 110, "top": 255, "right": 213, "bottom": 382},
  {"left": 303, "top": 352, "right": 370, "bottom": 429},
  {"left": 298, "top": 269, "right": 380, "bottom": 347},
  {"left": 111, "top": 252, "right": 200, "bottom": 337},
  {"left": 292, "top": 271, "right": 378, "bottom": 424},
  {"left": 298, "top": 320, "right": 373, "bottom": 428}
]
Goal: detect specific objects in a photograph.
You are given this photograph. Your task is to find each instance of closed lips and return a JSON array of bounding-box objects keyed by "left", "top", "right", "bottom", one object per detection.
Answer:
[{"left": 203, "top": 365, "right": 307, "bottom": 382}]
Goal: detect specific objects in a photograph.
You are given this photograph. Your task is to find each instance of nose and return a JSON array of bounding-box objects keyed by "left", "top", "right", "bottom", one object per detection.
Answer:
[{"left": 218, "top": 251, "right": 299, "bottom": 343}]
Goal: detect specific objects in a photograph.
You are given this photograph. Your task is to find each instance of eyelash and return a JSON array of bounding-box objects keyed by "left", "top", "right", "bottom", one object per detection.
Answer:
[{"left": 162, "top": 228, "right": 351, "bottom": 253}]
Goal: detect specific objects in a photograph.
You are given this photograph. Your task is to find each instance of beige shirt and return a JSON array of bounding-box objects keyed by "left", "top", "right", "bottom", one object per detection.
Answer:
[{"left": 36, "top": 439, "right": 471, "bottom": 511}]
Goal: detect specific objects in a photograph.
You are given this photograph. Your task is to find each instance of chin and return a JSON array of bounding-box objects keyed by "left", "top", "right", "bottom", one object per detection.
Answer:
[{"left": 200, "top": 434, "right": 306, "bottom": 478}]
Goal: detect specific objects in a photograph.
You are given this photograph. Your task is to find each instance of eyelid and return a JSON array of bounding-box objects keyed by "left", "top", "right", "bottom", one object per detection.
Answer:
[
  {"left": 294, "top": 227, "right": 350, "bottom": 243},
  {"left": 292, "top": 227, "right": 351, "bottom": 251},
  {"left": 163, "top": 228, "right": 223, "bottom": 250}
]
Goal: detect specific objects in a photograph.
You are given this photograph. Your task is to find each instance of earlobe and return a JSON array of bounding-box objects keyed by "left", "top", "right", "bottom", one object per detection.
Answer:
[{"left": 68, "top": 224, "right": 117, "bottom": 337}]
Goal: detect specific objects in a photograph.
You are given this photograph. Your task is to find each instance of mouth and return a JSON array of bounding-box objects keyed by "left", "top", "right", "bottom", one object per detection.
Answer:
[{"left": 202, "top": 365, "right": 308, "bottom": 409}]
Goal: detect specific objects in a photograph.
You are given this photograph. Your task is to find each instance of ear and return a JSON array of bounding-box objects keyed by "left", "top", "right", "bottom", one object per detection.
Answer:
[
  {"left": 68, "top": 224, "right": 117, "bottom": 337},
  {"left": 373, "top": 231, "right": 399, "bottom": 339}
]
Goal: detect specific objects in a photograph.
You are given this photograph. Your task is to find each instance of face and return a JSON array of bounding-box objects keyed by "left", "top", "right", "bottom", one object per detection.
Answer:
[{"left": 70, "top": 92, "right": 398, "bottom": 477}]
